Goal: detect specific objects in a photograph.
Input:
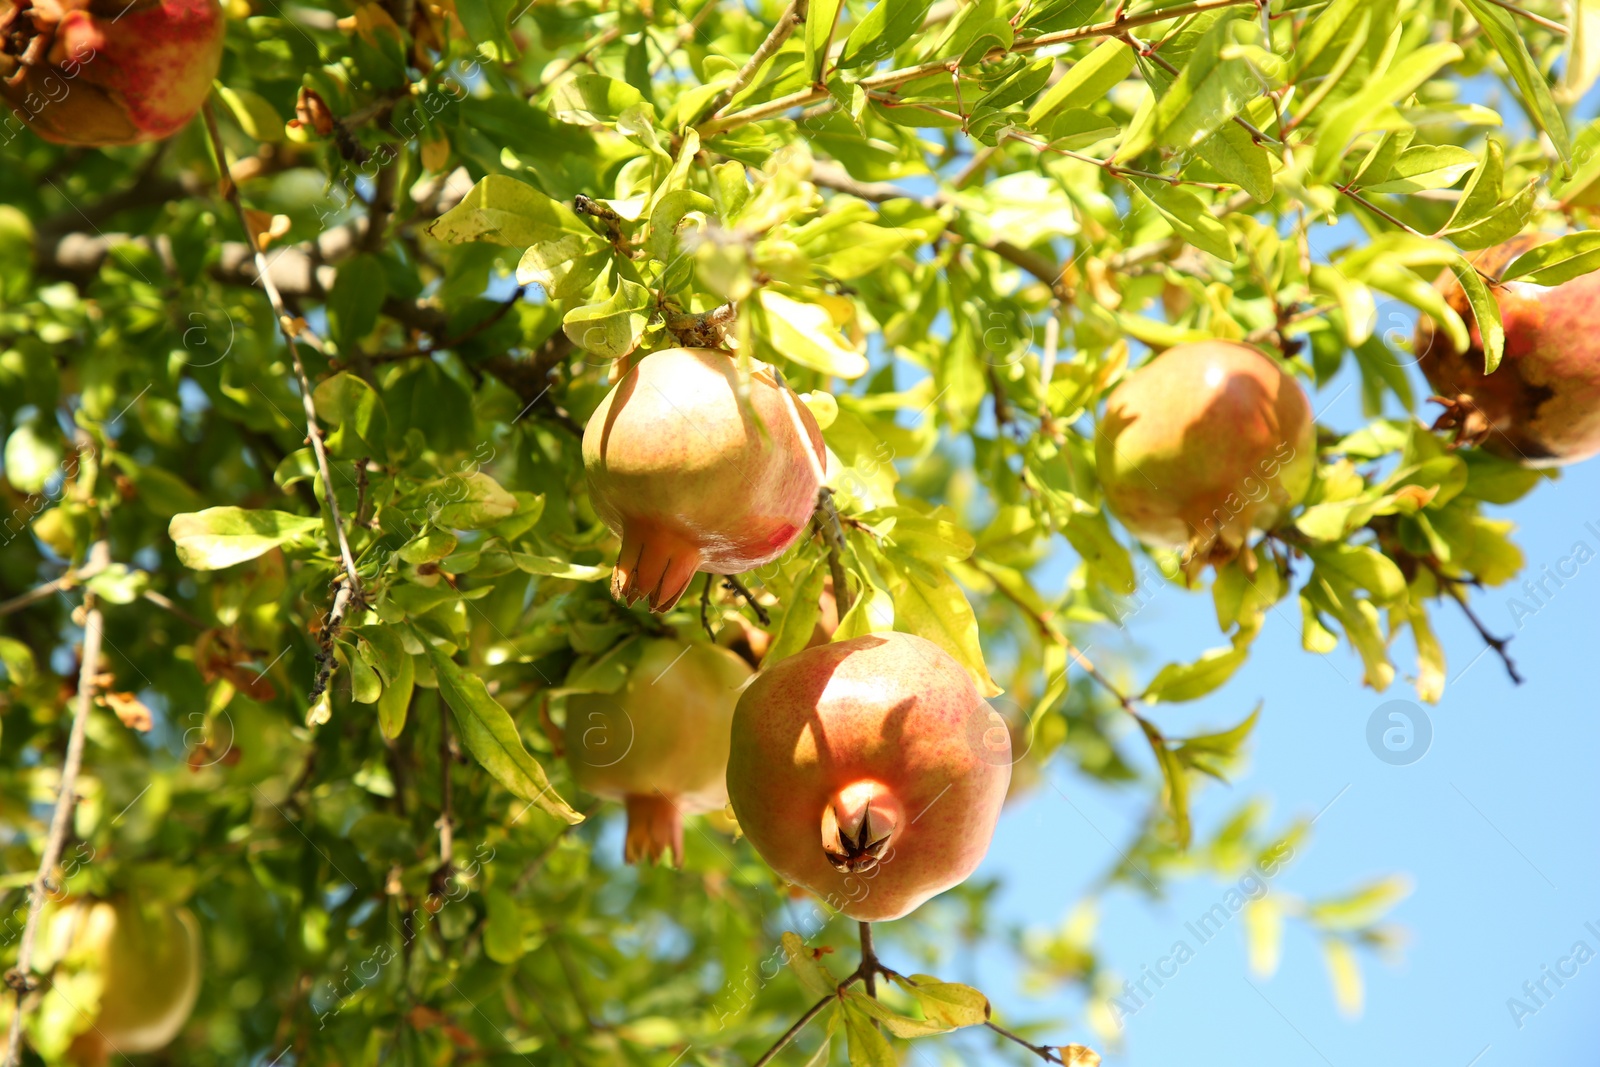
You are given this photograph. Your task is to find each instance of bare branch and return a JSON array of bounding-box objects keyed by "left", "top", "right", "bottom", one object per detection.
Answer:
[
  {"left": 203, "top": 103, "right": 363, "bottom": 702},
  {"left": 4, "top": 566, "right": 105, "bottom": 1067}
]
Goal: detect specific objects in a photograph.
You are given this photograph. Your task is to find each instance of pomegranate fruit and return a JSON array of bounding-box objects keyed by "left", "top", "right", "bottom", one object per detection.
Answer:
[
  {"left": 726, "top": 632, "right": 1010, "bottom": 921},
  {"left": 583, "top": 348, "right": 826, "bottom": 613},
  {"left": 1416, "top": 233, "right": 1600, "bottom": 466},
  {"left": 564, "top": 637, "right": 753, "bottom": 865},
  {"left": 1095, "top": 340, "right": 1315, "bottom": 563},
  {"left": 0, "top": 0, "right": 225, "bottom": 147},
  {"left": 45, "top": 898, "right": 202, "bottom": 1064}
]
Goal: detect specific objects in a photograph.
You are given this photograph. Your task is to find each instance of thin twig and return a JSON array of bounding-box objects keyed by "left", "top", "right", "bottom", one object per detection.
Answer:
[
  {"left": 1475, "top": 0, "right": 1567, "bottom": 34},
  {"left": 141, "top": 589, "right": 207, "bottom": 629},
  {"left": 362, "top": 154, "right": 400, "bottom": 252},
  {"left": 4, "top": 582, "right": 104, "bottom": 1067},
  {"left": 816, "top": 490, "right": 853, "bottom": 616},
  {"left": 436, "top": 702, "right": 455, "bottom": 882},
  {"left": 203, "top": 102, "right": 363, "bottom": 702},
  {"left": 1122, "top": 30, "right": 1279, "bottom": 145},
  {"left": 858, "top": 922, "right": 878, "bottom": 999},
  {"left": 698, "top": 0, "right": 1259, "bottom": 135},
  {"left": 540, "top": 23, "right": 624, "bottom": 87},
  {"left": 698, "top": 0, "right": 809, "bottom": 123},
  {"left": 361, "top": 286, "right": 526, "bottom": 364},
  {"left": 750, "top": 992, "right": 836, "bottom": 1067},
  {"left": 700, "top": 572, "right": 717, "bottom": 640},
  {"left": 1444, "top": 581, "right": 1523, "bottom": 685},
  {"left": 0, "top": 555, "right": 109, "bottom": 617},
  {"left": 721, "top": 574, "right": 771, "bottom": 626}
]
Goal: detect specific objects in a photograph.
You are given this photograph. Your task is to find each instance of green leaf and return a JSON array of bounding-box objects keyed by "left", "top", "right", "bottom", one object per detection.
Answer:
[
  {"left": 215, "top": 85, "right": 284, "bottom": 143},
  {"left": 1122, "top": 14, "right": 1259, "bottom": 159},
  {"left": 1458, "top": 0, "right": 1571, "bottom": 163},
  {"left": 509, "top": 552, "right": 610, "bottom": 581},
  {"left": 894, "top": 975, "right": 991, "bottom": 1029},
  {"left": 844, "top": 989, "right": 949, "bottom": 1038},
  {"left": 563, "top": 271, "right": 652, "bottom": 360},
  {"left": 400, "top": 531, "right": 458, "bottom": 565},
  {"left": 1500, "top": 231, "right": 1600, "bottom": 285},
  {"left": 428, "top": 471, "right": 518, "bottom": 529},
  {"left": 550, "top": 74, "right": 645, "bottom": 125},
  {"left": 482, "top": 889, "right": 525, "bottom": 963},
  {"left": 1322, "top": 938, "right": 1363, "bottom": 1017},
  {"left": 842, "top": 1001, "right": 899, "bottom": 1065},
  {"left": 758, "top": 290, "right": 870, "bottom": 378},
  {"left": 424, "top": 642, "right": 582, "bottom": 824},
  {"left": 1446, "top": 256, "right": 1505, "bottom": 373},
  {"left": 4, "top": 421, "right": 62, "bottom": 495},
  {"left": 1027, "top": 38, "right": 1134, "bottom": 127},
  {"left": 0, "top": 636, "right": 37, "bottom": 687},
  {"left": 376, "top": 651, "right": 414, "bottom": 739},
  {"left": 345, "top": 642, "right": 382, "bottom": 704},
  {"left": 781, "top": 931, "right": 837, "bottom": 999},
  {"left": 354, "top": 625, "right": 407, "bottom": 686},
  {"left": 312, "top": 372, "right": 388, "bottom": 460},
  {"left": 1044, "top": 108, "right": 1122, "bottom": 151},
  {"left": 1174, "top": 703, "right": 1261, "bottom": 776},
  {"left": 169, "top": 508, "right": 321, "bottom": 570},
  {"left": 1142, "top": 645, "right": 1250, "bottom": 703},
  {"left": 885, "top": 555, "right": 1002, "bottom": 697},
  {"left": 1194, "top": 121, "right": 1274, "bottom": 203},
  {"left": 1313, "top": 40, "right": 1463, "bottom": 178},
  {"left": 1131, "top": 180, "right": 1237, "bottom": 260},
  {"left": 806, "top": 0, "right": 844, "bottom": 79},
  {"left": 767, "top": 562, "right": 828, "bottom": 665},
  {"left": 839, "top": 0, "right": 934, "bottom": 69},
  {"left": 429, "top": 175, "right": 597, "bottom": 249},
  {"left": 328, "top": 254, "right": 388, "bottom": 352},
  {"left": 1307, "top": 545, "right": 1407, "bottom": 605},
  {"left": 1362, "top": 145, "right": 1477, "bottom": 193}
]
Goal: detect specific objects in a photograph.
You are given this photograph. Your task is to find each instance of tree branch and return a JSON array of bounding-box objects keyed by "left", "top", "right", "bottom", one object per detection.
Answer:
[
  {"left": 0, "top": 553, "right": 109, "bottom": 618},
  {"left": 203, "top": 103, "right": 363, "bottom": 703},
  {"left": 699, "top": 0, "right": 809, "bottom": 124},
  {"left": 699, "top": 0, "right": 1259, "bottom": 136},
  {"left": 751, "top": 992, "right": 836, "bottom": 1067},
  {"left": 4, "top": 575, "right": 104, "bottom": 1067}
]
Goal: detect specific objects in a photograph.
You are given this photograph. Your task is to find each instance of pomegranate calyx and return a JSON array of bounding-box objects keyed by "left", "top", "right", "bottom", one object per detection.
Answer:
[{"left": 821, "top": 783, "right": 898, "bottom": 874}]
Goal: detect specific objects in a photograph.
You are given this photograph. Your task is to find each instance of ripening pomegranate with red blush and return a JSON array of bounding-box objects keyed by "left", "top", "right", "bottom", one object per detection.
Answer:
[
  {"left": 1, "top": 0, "right": 226, "bottom": 146},
  {"left": 1416, "top": 233, "right": 1600, "bottom": 466},
  {"left": 582, "top": 348, "right": 826, "bottom": 612},
  {"left": 726, "top": 632, "right": 1010, "bottom": 921}
]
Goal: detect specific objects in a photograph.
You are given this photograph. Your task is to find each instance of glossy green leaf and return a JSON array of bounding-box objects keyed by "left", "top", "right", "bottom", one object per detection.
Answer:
[{"left": 425, "top": 642, "right": 582, "bottom": 824}]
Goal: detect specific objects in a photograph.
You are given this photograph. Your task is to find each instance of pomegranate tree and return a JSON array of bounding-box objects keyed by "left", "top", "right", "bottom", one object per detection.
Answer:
[
  {"left": 1095, "top": 340, "right": 1315, "bottom": 563},
  {"left": 564, "top": 638, "right": 753, "bottom": 865},
  {"left": 1416, "top": 234, "right": 1600, "bottom": 467},
  {"left": 45, "top": 898, "right": 202, "bottom": 1064},
  {"left": 726, "top": 632, "right": 1010, "bottom": 922},
  {"left": 0, "top": 0, "right": 225, "bottom": 147},
  {"left": 583, "top": 347, "right": 827, "bottom": 613}
]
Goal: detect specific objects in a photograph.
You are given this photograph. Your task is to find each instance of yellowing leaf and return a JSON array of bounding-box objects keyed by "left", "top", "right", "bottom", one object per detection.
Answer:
[{"left": 759, "top": 291, "right": 869, "bottom": 379}]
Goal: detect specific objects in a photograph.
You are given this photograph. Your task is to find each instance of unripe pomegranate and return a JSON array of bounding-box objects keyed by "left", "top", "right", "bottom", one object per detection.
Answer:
[
  {"left": 1416, "top": 234, "right": 1600, "bottom": 467},
  {"left": 564, "top": 638, "right": 753, "bottom": 865},
  {"left": 0, "top": 0, "right": 225, "bottom": 147},
  {"left": 726, "top": 632, "right": 1010, "bottom": 922},
  {"left": 1095, "top": 340, "right": 1315, "bottom": 563},
  {"left": 45, "top": 898, "right": 202, "bottom": 1064},
  {"left": 582, "top": 348, "right": 826, "bottom": 613}
]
